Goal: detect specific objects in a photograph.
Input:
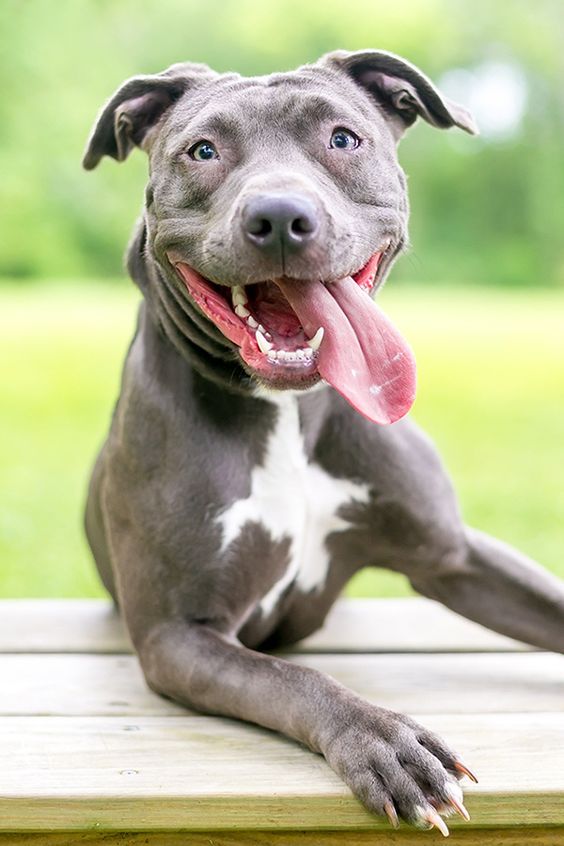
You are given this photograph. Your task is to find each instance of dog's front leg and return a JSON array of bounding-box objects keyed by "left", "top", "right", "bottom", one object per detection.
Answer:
[
  {"left": 135, "top": 617, "right": 470, "bottom": 831},
  {"left": 411, "top": 527, "right": 564, "bottom": 652}
]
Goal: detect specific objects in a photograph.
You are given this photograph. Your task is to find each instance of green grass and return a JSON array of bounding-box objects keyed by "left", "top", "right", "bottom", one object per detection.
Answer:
[{"left": 1, "top": 280, "right": 563, "bottom": 599}]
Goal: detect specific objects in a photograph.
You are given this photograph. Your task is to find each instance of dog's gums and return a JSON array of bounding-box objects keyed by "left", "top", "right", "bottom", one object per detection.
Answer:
[{"left": 175, "top": 251, "right": 417, "bottom": 425}]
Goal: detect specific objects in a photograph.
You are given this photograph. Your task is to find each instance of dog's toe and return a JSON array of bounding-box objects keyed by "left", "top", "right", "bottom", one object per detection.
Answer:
[{"left": 324, "top": 706, "right": 473, "bottom": 833}]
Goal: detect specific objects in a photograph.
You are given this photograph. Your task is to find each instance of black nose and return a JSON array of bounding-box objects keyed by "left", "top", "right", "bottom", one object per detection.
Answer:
[{"left": 242, "top": 194, "right": 319, "bottom": 253}]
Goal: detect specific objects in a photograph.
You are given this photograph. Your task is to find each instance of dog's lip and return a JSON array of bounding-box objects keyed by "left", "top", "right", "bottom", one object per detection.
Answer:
[
  {"left": 172, "top": 249, "right": 388, "bottom": 386},
  {"left": 169, "top": 245, "right": 390, "bottom": 293}
]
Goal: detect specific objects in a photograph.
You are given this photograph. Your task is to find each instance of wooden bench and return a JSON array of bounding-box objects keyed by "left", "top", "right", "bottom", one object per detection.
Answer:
[{"left": 0, "top": 598, "right": 562, "bottom": 844}]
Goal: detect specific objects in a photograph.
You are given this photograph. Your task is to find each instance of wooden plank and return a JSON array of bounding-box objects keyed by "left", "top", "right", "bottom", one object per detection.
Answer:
[
  {"left": 0, "top": 601, "right": 130, "bottom": 654},
  {"left": 0, "top": 651, "right": 561, "bottom": 716},
  {"left": 0, "top": 654, "right": 188, "bottom": 717},
  {"left": 0, "top": 599, "right": 530, "bottom": 655},
  {"left": 303, "top": 599, "right": 531, "bottom": 653},
  {"left": 1, "top": 829, "right": 564, "bottom": 845},
  {"left": 0, "top": 714, "right": 563, "bottom": 830}
]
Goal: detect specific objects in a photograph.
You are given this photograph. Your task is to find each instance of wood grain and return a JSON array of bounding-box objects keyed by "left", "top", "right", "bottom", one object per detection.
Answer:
[
  {"left": 0, "top": 599, "right": 556, "bottom": 839},
  {"left": 0, "top": 651, "right": 561, "bottom": 716},
  {"left": 0, "top": 599, "right": 530, "bottom": 655},
  {"left": 0, "top": 714, "right": 563, "bottom": 831},
  {"left": 1, "top": 828, "right": 564, "bottom": 845}
]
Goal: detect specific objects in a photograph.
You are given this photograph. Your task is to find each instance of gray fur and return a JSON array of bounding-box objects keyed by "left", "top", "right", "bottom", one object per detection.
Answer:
[{"left": 83, "top": 50, "right": 564, "bottom": 831}]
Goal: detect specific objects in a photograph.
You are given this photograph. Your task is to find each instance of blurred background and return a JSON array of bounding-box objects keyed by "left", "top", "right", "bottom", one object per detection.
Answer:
[{"left": 1, "top": 0, "right": 562, "bottom": 598}]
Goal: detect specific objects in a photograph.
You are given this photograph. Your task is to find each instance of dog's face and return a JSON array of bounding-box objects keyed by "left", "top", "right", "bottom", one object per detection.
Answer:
[{"left": 84, "top": 51, "right": 475, "bottom": 424}]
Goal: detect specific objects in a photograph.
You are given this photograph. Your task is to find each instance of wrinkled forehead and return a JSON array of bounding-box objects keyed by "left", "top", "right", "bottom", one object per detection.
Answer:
[{"left": 163, "top": 69, "right": 383, "bottom": 152}]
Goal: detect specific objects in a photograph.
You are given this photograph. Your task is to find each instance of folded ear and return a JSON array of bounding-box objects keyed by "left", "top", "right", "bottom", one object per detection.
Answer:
[
  {"left": 82, "top": 62, "right": 216, "bottom": 170},
  {"left": 322, "top": 49, "right": 478, "bottom": 138}
]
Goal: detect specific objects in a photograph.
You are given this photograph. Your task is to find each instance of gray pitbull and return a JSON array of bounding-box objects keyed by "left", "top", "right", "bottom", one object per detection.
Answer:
[{"left": 82, "top": 50, "right": 564, "bottom": 834}]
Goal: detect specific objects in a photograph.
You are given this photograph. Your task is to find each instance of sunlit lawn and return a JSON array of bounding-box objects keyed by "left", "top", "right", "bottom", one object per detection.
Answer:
[{"left": 1, "top": 280, "right": 563, "bottom": 599}]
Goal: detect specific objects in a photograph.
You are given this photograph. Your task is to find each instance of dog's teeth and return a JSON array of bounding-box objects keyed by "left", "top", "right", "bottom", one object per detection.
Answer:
[
  {"left": 247, "top": 315, "right": 258, "bottom": 329},
  {"left": 231, "top": 286, "right": 247, "bottom": 307},
  {"left": 263, "top": 344, "right": 317, "bottom": 364},
  {"left": 256, "top": 329, "right": 273, "bottom": 353},
  {"left": 307, "top": 326, "right": 324, "bottom": 352},
  {"left": 264, "top": 346, "right": 316, "bottom": 364},
  {"left": 235, "top": 304, "right": 250, "bottom": 318}
]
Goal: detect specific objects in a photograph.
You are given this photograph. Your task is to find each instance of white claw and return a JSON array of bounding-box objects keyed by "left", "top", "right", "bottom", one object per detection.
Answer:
[
  {"left": 231, "top": 286, "right": 247, "bottom": 306},
  {"left": 235, "top": 304, "right": 250, "bottom": 318},
  {"left": 256, "top": 329, "right": 273, "bottom": 354},
  {"left": 416, "top": 806, "right": 450, "bottom": 838},
  {"left": 307, "top": 326, "right": 325, "bottom": 352},
  {"left": 431, "top": 813, "right": 450, "bottom": 838}
]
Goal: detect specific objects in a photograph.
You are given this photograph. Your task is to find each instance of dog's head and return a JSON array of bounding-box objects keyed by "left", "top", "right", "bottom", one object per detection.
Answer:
[{"left": 84, "top": 50, "right": 476, "bottom": 424}]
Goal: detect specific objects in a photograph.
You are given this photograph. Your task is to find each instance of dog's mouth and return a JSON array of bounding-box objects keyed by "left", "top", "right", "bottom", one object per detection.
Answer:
[{"left": 174, "top": 252, "right": 416, "bottom": 425}]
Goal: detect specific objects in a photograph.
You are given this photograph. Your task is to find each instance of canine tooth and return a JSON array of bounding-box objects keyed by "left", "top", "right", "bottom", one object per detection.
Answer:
[
  {"left": 231, "top": 286, "right": 247, "bottom": 306},
  {"left": 256, "top": 329, "right": 273, "bottom": 353},
  {"left": 247, "top": 315, "right": 258, "bottom": 329},
  {"left": 235, "top": 304, "right": 250, "bottom": 318},
  {"left": 307, "top": 326, "right": 324, "bottom": 352}
]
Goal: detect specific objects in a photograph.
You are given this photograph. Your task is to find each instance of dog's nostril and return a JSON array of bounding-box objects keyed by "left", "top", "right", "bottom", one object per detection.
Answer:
[
  {"left": 290, "top": 216, "right": 314, "bottom": 236},
  {"left": 248, "top": 218, "right": 273, "bottom": 239},
  {"left": 243, "top": 193, "right": 319, "bottom": 251}
]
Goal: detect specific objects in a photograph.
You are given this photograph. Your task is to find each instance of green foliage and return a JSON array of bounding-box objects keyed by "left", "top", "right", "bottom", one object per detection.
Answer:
[
  {"left": 1, "top": 3, "right": 563, "bottom": 599},
  {"left": 1, "top": 0, "right": 563, "bottom": 285},
  {"left": 1, "top": 282, "right": 562, "bottom": 598}
]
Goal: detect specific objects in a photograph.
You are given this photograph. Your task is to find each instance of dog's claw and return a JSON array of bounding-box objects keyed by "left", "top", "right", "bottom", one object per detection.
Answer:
[
  {"left": 448, "top": 796, "right": 470, "bottom": 821},
  {"left": 454, "top": 760, "right": 479, "bottom": 784},
  {"left": 422, "top": 808, "right": 450, "bottom": 837},
  {"left": 383, "top": 800, "right": 400, "bottom": 829}
]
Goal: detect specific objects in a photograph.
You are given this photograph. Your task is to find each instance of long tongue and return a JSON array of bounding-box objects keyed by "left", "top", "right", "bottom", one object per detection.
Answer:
[{"left": 274, "top": 276, "right": 416, "bottom": 424}]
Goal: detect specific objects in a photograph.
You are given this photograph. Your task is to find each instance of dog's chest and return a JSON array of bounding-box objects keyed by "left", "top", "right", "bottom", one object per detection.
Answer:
[{"left": 216, "top": 396, "right": 370, "bottom": 615}]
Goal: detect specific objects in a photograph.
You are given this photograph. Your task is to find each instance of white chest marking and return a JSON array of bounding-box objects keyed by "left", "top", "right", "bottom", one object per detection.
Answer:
[{"left": 216, "top": 395, "right": 370, "bottom": 615}]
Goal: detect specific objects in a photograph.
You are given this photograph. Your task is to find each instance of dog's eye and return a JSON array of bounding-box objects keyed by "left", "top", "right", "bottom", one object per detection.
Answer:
[
  {"left": 330, "top": 129, "right": 360, "bottom": 150},
  {"left": 189, "top": 140, "right": 219, "bottom": 161}
]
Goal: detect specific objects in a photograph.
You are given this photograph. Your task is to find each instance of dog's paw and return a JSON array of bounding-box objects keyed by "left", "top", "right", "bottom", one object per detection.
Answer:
[{"left": 324, "top": 705, "right": 476, "bottom": 834}]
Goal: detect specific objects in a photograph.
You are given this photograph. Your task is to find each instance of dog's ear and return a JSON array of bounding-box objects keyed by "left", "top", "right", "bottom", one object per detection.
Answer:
[
  {"left": 321, "top": 50, "right": 478, "bottom": 138},
  {"left": 82, "top": 63, "right": 216, "bottom": 170}
]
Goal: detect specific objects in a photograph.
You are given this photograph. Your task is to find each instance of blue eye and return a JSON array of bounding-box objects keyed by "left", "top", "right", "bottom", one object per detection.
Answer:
[
  {"left": 330, "top": 128, "right": 360, "bottom": 150},
  {"left": 189, "top": 140, "right": 219, "bottom": 161}
]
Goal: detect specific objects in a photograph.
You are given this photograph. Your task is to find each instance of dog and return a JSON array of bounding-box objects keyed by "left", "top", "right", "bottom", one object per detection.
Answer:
[{"left": 82, "top": 50, "right": 564, "bottom": 834}]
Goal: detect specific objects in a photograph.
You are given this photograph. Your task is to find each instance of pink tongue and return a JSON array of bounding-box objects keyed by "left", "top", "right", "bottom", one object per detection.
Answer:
[{"left": 274, "top": 276, "right": 416, "bottom": 424}]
